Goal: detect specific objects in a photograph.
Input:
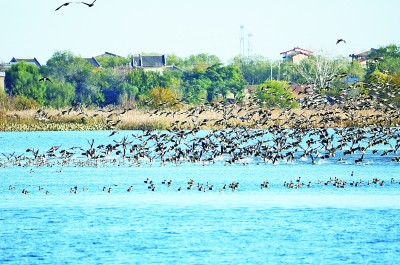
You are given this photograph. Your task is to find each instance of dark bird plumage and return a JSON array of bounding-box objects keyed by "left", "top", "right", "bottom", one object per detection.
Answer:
[
  {"left": 336, "top": 38, "right": 346, "bottom": 45},
  {"left": 55, "top": 2, "right": 72, "bottom": 11},
  {"left": 39, "top": 77, "right": 53, "bottom": 83},
  {"left": 81, "top": 0, "right": 96, "bottom": 7}
]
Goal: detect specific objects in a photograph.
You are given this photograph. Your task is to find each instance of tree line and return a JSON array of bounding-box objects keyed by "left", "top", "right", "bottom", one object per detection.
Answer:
[{"left": 2, "top": 44, "right": 400, "bottom": 110}]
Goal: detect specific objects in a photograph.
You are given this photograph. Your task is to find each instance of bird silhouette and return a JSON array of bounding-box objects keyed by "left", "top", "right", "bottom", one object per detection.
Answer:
[
  {"left": 81, "top": 0, "right": 96, "bottom": 7},
  {"left": 109, "top": 130, "right": 119, "bottom": 137},
  {"left": 39, "top": 77, "right": 53, "bottom": 83},
  {"left": 55, "top": 2, "right": 72, "bottom": 11},
  {"left": 336, "top": 38, "right": 346, "bottom": 45}
]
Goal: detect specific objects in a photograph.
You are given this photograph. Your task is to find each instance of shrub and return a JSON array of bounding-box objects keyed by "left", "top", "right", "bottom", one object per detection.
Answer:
[
  {"left": 13, "top": 95, "right": 40, "bottom": 110},
  {"left": 148, "top": 87, "right": 179, "bottom": 109}
]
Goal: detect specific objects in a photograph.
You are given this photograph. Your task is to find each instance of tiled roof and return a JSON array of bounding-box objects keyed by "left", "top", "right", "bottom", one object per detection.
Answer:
[
  {"left": 10, "top": 57, "right": 41, "bottom": 67},
  {"left": 132, "top": 54, "right": 166, "bottom": 67},
  {"left": 281, "top": 47, "right": 313, "bottom": 58},
  {"left": 281, "top": 47, "right": 312, "bottom": 55},
  {"left": 85, "top": 57, "right": 101, "bottom": 67},
  {"left": 349, "top": 48, "right": 377, "bottom": 59},
  {"left": 95, "top": 52, "right": 123, "bottom": 58}
]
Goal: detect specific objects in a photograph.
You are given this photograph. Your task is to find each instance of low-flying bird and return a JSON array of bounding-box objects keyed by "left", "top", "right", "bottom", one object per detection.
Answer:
[
  {"left": 109, "top": 130, "right": 119, "bottom": 137},
  {"left": 81, "top": 0, "right": 96, "bottom": 7},
  {"left": 336, "top": 38, "right": 346, "bottom": 45},
  {"left": 55, "top": 2, "right": 72, "bottom": 11},
  {"left": 39, "top": 77, "right": 52, "bottom": 83}
]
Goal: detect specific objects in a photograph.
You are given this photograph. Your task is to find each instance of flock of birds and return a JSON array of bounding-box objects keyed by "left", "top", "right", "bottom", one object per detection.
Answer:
[
  {"left": 6, "top": 174, "right": 400, "bottom": 196},
  {"left": 3, "top": 74, "right": 400, "bottom": 170},
  {"left": 2, "top": 2, "right": 400, "bottom": 196},
  {"left": 2, "top": 91, "right": 400, "bottom": 196},
  {"left": 55, "top": 0, "right": 96, "bottom": 11}
]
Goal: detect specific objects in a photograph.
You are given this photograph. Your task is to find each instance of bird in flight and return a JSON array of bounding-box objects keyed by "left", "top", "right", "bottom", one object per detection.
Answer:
[
  {"left": 55, "top": 2, "right": 73, "bottom": 11},
  {"left": 39, "top": 77, "right": 53, "bottom": 83},
  {"left": 55, "top": 1, "right": 95, "bottom": 11},
  {"left": 336, "top": 38, "right": 346, "bottom": 45},
  {"left": 109, "top": 130, "right": 119, "bottom": 137},
  {"left": 81, "top": 0, "right": 97, "bottom": 7}
]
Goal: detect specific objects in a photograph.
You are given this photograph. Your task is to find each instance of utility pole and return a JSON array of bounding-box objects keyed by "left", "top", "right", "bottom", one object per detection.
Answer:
[
  {"left": 277, "top": 61, "right": 282, "bottom": 81},
  {"left": 240, "top": 25, "right": 245, "bottom": 56},
  {"left": 270, "top": 61, "right": 273, "bottom": 81},
  {"left": 247, "top": 33, "right": 253, "bottom": 57}
]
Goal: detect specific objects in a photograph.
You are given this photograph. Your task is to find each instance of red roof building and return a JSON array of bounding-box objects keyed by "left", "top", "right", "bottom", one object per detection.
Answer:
[
  {"left": 280, "top": 47, "right": 313, "bottom": 65},
  {"left": 349, "top": 48, "right": 378, "bottom": 68}
]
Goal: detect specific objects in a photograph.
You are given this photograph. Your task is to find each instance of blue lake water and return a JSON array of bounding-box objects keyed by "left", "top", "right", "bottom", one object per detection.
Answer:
[{"left": 1, "top": 130, "right": 400, "bottom": 264}]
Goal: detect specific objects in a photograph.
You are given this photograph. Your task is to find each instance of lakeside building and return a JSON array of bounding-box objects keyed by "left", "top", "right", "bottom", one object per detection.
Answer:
[
  {"left": 84, "top": 57, "right": 101, "bottom": 68},
  {"left": 1, "top": 57, "right": 42, "bottom": 70},
  {"left": 349, "top": 48, "right": 379, "bottom": 68},
  {"left": 95, "top": 51, "right": 124, "bottom": 59},
  {"left": 280, "top": 47, "right": 313, "bottom": 65},
  {"left": 9, "top": 57, "right": 42, "bottom": 67},
  {"left": 131, "top": 54, "right": 182, "bottom": 73}
]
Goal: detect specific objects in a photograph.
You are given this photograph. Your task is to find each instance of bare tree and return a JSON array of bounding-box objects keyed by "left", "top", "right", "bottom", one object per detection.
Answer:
[{"left": 294, "top": 54, "right": 348, "bottom": 91}]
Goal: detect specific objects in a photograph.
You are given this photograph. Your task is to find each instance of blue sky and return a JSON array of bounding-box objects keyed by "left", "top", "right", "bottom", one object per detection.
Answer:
[{"left": 1, "top": 0, "right": 399, "bottom": 64}]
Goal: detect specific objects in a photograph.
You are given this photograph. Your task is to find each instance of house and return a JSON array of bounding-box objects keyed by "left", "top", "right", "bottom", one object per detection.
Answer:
[
  {"left": 95, "top": 51, "right": 124, "bottom": 59},
  {"left": 131, "top": 54, "right": 182, "bottom": 73},
  {"left": 280, "top": 47, "right": 313, "bottom": 65},
  {"left": 0, "top": 72, "right": 5, "bottom": 91},
  {"left": 9, "top": 57, "right": 41, "bottom": 67},
  {"left": 349, "top": 48, "right": 379, "bottom": 68},
  {"left": 84, "top": 57, "right": 101, "bottom": 68}
]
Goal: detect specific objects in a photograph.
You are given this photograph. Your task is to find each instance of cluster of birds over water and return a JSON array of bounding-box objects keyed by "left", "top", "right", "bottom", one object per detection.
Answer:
[
  {"left": 2, "top": 1, "right": 400, "bottom": 197},
  {"left": 6, "top": 174, "right": 400, "bottom": 196},
  {"left": 2, "top": 75, "right": 400, "bottom": 169}
]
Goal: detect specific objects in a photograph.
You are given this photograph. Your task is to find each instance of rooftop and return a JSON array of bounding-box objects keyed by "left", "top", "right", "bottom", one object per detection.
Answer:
[
  {"left": 10, "top": 57, "right": 42, "bottom": 67},
  {"left": 280, "top": 47, "right": 313, "bottom": 61},
  {"left": 85, "top": 57, "right": 101, "bottom": 68},
  {"left": 132, "top": 54, "right": 166, "bottom": 68}
]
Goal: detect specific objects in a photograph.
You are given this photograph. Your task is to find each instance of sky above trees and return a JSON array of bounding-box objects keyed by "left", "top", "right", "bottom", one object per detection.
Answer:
[{"left": 1, "top": 0, "right": 399, "bottom": 64}]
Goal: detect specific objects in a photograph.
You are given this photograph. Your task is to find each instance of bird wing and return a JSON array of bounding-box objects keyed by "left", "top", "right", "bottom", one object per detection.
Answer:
[{"left": 55, "top": 2, "right": 70, "bottom": 11}]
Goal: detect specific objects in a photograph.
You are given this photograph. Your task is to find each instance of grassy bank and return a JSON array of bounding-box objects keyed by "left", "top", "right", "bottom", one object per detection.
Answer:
[{"left": 0, "top": 106, "right": 399, "bottom": 132}]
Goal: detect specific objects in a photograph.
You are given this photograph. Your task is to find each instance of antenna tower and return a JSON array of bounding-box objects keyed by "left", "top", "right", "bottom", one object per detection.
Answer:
[{"left": 247, "top": 33, "right": 253, "bottom": 57}]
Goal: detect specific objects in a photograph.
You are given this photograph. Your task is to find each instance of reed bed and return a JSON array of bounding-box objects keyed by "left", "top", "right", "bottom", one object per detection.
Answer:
[{"left": 0, "top": 106, "right": 398, "bottom": 132}]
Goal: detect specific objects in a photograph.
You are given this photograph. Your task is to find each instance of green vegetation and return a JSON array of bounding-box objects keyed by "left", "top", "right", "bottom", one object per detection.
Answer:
[
  {"left": 257, "top": 80, "right": 298, "bottom": 108},
  {"left": 1, "top": 44, "right": 400, "bottom": 112}
]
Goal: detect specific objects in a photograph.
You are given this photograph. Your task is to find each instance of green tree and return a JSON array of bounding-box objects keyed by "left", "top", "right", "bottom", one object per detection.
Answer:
[
  {"left": 96, "top": 56, "right": 130, "bottom": 68},
  {"left": 166, "top": 54, "right": 184, "bottom": 69},
  {"left": 5, "top": 62, "right": 46, "bottom": 105},
  {"left": 367, "top": 44, "right": 400, "bottom": 75},
  {"left": 45, "top": 51, "right": 103, "bottom": 105},
  {"left": 182, "top": 69, "right": 210, "bottom": 104},
  {"left": 345, "top": 60, "right": 366, "bottom": 83},
  {"left": 45, "top": 81, "right": 76, "bottom": 108},
  {"left": 231, "top": 55, "right": 271, "bottom": 85},
  {"left": 183, "top": 53, "right": 221, "bottom": 70},
  {"left": 148, "top": 87, "right": 179, "bottom": 108},
  {"left": 257, "top": 80, "right": 298, "bottom": 108}
]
